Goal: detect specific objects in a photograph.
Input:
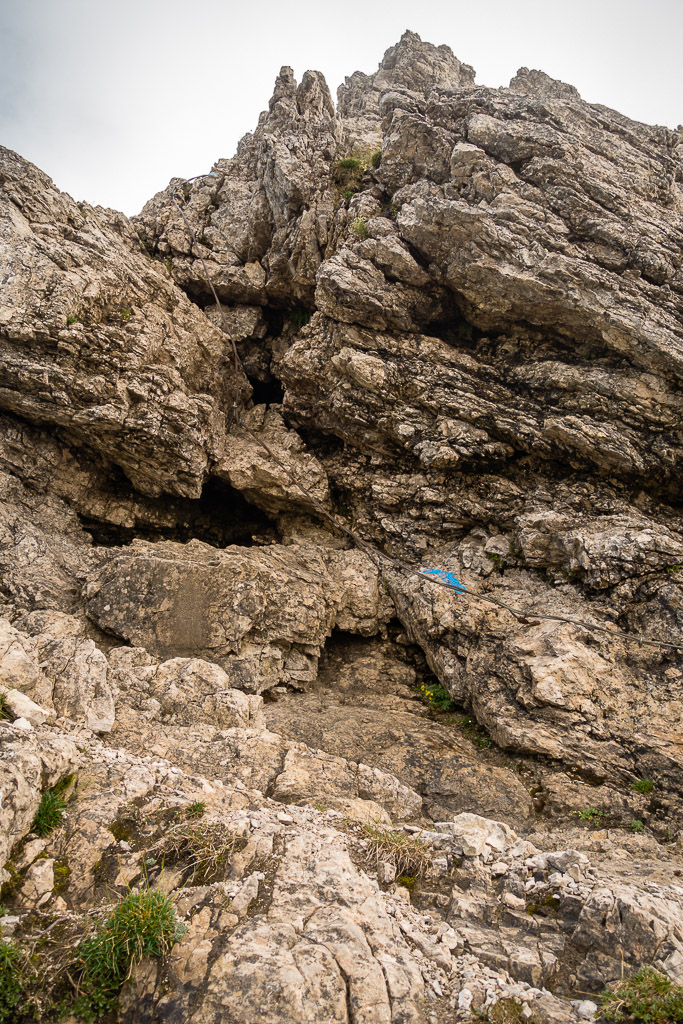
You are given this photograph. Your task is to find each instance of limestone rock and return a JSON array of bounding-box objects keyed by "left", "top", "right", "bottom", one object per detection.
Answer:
[
  {"left": 1, "top": 30, "right": 682, "bottom": 1024},
  {"left": 0, "top": 146, "right": 249, "bottom": 499},
  {"left": 84, "top": 537, "right": 392, "bottom": 692},
  {"left": 0, "top": 724, "right": 79, "bottom": 880}
]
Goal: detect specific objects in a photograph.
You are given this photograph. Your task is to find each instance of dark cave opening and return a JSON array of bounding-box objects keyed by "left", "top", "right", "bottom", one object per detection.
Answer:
[
  {"left": 79, "top": 475, "right": 277, "bottom": 550},
  {"left": 250, "top": 377, "right": 285, "bottom": 407}
]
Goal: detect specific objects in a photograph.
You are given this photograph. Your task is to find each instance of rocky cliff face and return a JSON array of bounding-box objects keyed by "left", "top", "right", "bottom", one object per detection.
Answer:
[{"left": 1, "top": 30, "right": 682, "bottom": 1024}]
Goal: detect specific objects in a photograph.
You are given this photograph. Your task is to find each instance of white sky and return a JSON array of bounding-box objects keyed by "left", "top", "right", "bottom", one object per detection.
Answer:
[{"left": 1, "top": 0, "right": 681, "bottom": 216}]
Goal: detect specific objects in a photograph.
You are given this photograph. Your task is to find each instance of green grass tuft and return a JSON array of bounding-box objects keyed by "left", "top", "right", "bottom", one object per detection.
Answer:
[
  {"left": 632, "top": 779, "right": 654, "bottom": 795},
  {"left": 0, "top": 694, "right": 12, "bottom": 722},
  {"left": 185, "top": 801, "right": 206, "bottom": 819},
  {"left": 0, "top": 940, "right": 24, "bottom": 1023},
  {"left": 352, "top": 217, "right": 369, "bottom": 240},
  {"left": 600, "top": 966, "right": 683, "bottom": 1022},
  {"left": 31, "top": 786, "right": 68, "bottom": 838},
  {"left": 360, "top": 824, "right": 431, "bottom": 878},
  {"left": 72, "top": 889, "right": 185, "bottom": 1021}
]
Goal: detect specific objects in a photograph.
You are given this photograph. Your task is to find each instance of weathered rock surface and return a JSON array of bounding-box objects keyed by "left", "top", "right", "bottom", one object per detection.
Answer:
[
  {"left": 265, "top": 636, "right": 535, "bottom": 824},
  {"left": 84, "top": 536, "right": 392, "bottom": 692},
  {"left": 1, "top": 27, "right": 682, "bottom": 1024},
  {"left": 0, "top": 148, "right": 250, "bottom": 499}
]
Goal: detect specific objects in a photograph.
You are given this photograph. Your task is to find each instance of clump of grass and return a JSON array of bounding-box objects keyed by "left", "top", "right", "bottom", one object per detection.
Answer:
[
  {"left": 417, "top": 681, "right": 455, "bottom": 713},
  {"left": 600, "top": 966, "right": 683, "bottom": 1023},
  {"left": 66, "top": 313, "right": 80, "bottom": 326},
  {"left": 0, "top": 940, "right": 25, "bottom": 1023},
  {"left": 352, "top": 217, "right": 369, "bottom": 240},
  {"left": 71, "top": 889, "right": 185, "bottom": 1021},
  {"left": 149, "top": 820, "right": 244, "bottom": 885},
  {"left": 333, "top": 152, "right": 379, "bottom": 199},
  {"left": 632, "top": 779, "right": 654, "bottom": 795},
  {"left": 629, "top": 819, "right": 645, "bottom": 833},
  {"left": 0, "top": 694, "right": 13, "bottom": 722},
  {"left": 185, "top": 801, "right": 206, "bottom": 819},
  {"left": 485, "top": 551, "right": 506, "bottom": 572},
  {"left": 360, "top": 824, "right": 431, "bottom": 878},
  {"left": 31, "top": 778, "right": 73, "bottom": 837}
]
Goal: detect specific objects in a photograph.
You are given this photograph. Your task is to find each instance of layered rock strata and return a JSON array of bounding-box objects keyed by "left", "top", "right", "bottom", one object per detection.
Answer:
[{"left": 1, "top": 29, "right": 682, "bottom": 1024}]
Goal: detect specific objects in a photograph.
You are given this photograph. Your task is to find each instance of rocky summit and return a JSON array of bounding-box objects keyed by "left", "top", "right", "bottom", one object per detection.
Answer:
[{"left": 1, "top": 29, "right": 682, "bottom": 1024}]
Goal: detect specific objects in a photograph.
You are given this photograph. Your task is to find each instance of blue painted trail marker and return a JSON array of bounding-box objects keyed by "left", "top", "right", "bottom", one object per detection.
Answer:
[{"left": 422, "top": 568, "right": 467, "bottom": 593}]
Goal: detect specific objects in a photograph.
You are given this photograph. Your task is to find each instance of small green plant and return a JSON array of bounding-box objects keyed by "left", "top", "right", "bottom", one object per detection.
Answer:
[
  {"left": 369, "top": 148, "right": 382, "bottom": 169},
  {"left": 417, "top": 681, "right": 456, "bottom": 712},
  {"left": 66, "top": 313, "right": 80, "bottom": 326},
  {"left": 352, "top": 217, "right": 369, "bottom": 240},
  {"left": 185, "top": 801, "right": 206, "bottom": 819},
  {"left": 396, "top": 873, "right": 417, "bottom": 891},
  {"left": 360, "top": 824, "right": 431, "bottom": 878},
  {"left": 485, "top": 551, "right": 506, "bottom": 572},
  {"left": 0, "top": 694, "right": 12, "bottom": 722},
  {"left": 53, "top": 860, "right": 72, "bottom": 895},
  {"left": 288, "top": 307, "right": 312, "bottom": 330},
  {"left": 333, "top": 156, "right": 366, "bottom": 198},
  {"left": 576, "top": 807, "right": 606, "bottom": 824},
  {"left": 473, "top": 999, "right": 528, "bottom": 1023},
  {"left": 629, "top": 819, "right": 645, "bottom": 833},
  {"left": 460, "top": 715, "right": 493, "bottom": 748},
  {"left": 527, "top": 891, "right": 562, "bottom": 917},
  {"left": 599, "top": 966, "right": 683, "bottom": 1023},
  {"left": 665, "top": 565, "right": 683, "bottom": 574},
  {"left": 0, "top": 940, "right": 24, "bottom": 1023},
  {"left": 118, "top": 307, "right": 132, "bottom": 322},
  {"left": 454, "top": 321, "right": 475, "bottom": 343},
  {"left": 137, "top": 233, "right": 154, "bottom": 255},
  {"left": 31, "top": 780, "right": 71, "bottom": 837},
  {"left": 71, "top": 889, "right": 185, "bottom": 1020},
  {"left": 632, "top": 779, "right": 654, "bottom": 795}
]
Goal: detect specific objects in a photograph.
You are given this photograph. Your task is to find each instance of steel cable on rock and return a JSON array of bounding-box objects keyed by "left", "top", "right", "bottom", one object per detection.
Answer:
[{"left": 169, "top": 174, "right": 683, "bottom": 655}]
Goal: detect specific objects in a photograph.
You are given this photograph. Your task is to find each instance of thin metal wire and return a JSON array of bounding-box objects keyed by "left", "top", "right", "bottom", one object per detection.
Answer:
[{"left": 167, "top": 174, "right": 683, "bottom": 655}]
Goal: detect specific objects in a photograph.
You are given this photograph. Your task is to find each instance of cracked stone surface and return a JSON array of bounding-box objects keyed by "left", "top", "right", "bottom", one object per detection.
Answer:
[{"left": 0, "top": 27, "right": 682, "bottom": 1024}]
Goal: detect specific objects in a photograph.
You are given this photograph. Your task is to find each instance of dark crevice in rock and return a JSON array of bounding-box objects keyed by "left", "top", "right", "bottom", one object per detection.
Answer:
[
  {"left": 249, "top": 377, "right": 284, "bottom": 408},
  {"left": 79, "top": 476, "right": 277, "bottom": 550}
]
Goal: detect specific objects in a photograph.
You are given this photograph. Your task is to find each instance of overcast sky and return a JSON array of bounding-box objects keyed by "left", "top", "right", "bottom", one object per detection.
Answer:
[{"left": 1, "top": 0, "right": 681, "bottom": 215}]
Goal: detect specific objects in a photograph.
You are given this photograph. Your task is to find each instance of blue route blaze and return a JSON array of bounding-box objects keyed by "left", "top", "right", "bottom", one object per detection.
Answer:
[{"left": 423, "top": 568, "right": 467, "bottom": 592}]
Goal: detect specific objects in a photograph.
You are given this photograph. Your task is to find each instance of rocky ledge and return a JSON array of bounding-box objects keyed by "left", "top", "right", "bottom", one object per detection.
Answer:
[{"left": 0, "top": 29, "right": 682, "bottom": 1024}]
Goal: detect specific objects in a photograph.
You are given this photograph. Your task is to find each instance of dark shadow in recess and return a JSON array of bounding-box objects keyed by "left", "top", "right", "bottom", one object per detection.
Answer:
[{"left": 79, "top": 476, "right": 277, "bottom": 550}]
